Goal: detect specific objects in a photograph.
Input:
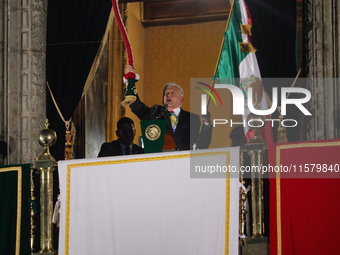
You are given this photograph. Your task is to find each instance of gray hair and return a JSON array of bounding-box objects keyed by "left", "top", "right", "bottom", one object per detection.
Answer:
[{"left": 163, "top": 82, "right": 184, "bottom": 98}]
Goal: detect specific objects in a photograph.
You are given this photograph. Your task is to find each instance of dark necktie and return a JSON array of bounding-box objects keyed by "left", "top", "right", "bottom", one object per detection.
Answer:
[{"left": 125, "top": 146, "right": 131, "bottom": 155}]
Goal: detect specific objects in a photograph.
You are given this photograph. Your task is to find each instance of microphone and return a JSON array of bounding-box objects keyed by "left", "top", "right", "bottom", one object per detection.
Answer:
[
  {"left": 151, "top": 104, "right": 158, "bottom": 119},
  {"left": 157, "top": 104, "right": 168, "bottom": 119}
]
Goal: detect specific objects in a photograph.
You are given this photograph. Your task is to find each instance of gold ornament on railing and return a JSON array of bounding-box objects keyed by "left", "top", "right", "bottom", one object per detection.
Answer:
[
  {"left": 277, "top": 106, "right": 288, "bottom": 144},
  {"left": 64, "top": 121, "right": 74, "bottom": 160},
  {"left": 243, "top": 106, "right": 267, "bottom": 242},
  {"left": 32, "top": 119, "right": 57, "bottom": 255},
  {"left": 239, "top": 150, "right": 248, "bottom": 244}
]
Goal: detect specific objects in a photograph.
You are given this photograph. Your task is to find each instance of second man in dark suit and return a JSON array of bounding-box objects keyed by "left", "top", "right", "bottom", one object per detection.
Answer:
[{"left": 98, "top": 117, "right": 144, "bottom": 157}]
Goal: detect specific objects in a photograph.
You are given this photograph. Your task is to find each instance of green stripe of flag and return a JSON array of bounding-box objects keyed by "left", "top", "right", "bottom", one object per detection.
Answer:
[{"left": 214, "top": 0, "right": 248, "bottom": 84}]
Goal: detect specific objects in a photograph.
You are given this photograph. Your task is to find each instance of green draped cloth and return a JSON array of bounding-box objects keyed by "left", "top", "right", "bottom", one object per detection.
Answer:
[{"left": 0, "top": 164, "right": 31, "bottom": 255}]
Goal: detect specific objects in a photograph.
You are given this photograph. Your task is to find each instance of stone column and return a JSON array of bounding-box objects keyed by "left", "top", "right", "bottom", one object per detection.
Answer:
[
  {"left": 304, "top": 0, "right": 340, "bottom": 139},
  {"left": 0, "top": 0, "right": 47, "bottom": 164}
]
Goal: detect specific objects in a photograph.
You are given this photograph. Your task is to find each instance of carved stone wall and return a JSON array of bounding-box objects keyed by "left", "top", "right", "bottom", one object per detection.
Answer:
[
  {"left": 304, "top": 0, "right": 340, "bottom": 140},
  {"left": 0, "top": 0, "right": 47, "bottom": 164}
]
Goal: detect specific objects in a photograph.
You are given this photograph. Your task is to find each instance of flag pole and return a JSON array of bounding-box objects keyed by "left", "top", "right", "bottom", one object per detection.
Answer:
[
  {"left": 207, "top": 0, "right": 236, "bottom": 108},
  {"left": 196, "top": 0, "right": 236, "bottom": 148},
  {"left": 213, "top": 0, "right": 236, "bottom": 77}
]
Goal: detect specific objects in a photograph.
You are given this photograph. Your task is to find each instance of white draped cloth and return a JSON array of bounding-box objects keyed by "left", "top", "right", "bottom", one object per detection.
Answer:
[{"left": 58, "top": 148, "right": 239, "bottom": 255}]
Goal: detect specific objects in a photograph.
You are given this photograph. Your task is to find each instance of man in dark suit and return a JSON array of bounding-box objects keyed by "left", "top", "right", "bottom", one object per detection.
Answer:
[
  {"left": 125, "top": 66, "right": 212, "bottom": 151},
  {"left": 98, "top": 117, "right": 144, "bottom": 157}
]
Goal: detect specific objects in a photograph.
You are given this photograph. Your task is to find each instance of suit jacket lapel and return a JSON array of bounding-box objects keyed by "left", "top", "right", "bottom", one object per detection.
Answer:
[
  {"left": 163, "top": 110, "right": 173, "bottom": 132},
  {"left": 114, "top": 140, "right": 123, "bottom": 155},
  {"left": 174, "top": 108, "right": 186, "bottom": 134}
]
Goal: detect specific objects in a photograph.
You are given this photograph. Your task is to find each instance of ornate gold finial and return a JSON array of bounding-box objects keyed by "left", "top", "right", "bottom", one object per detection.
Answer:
[
  {"left": 250, "top": 77, "right": 263, "bottom": 105},
  {"left": 247, "top": 111, "right": 266, "bottom": 143},
  {"left": 37, "top": 118, "right": 57, "bottom": 162},
  {"left": 65, "top": 130, "right": 74, "bottom": 160},
  {"left": 44, "top": 118, "right": 50, "bottom": 129},
  {"left": 277, "top": 107, "right": 288, "bottom": 143}
]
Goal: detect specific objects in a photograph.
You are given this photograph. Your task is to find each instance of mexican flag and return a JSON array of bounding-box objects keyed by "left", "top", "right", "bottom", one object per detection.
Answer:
[{"left": 214, "top": 0, "right": 273, "bottom": 144}]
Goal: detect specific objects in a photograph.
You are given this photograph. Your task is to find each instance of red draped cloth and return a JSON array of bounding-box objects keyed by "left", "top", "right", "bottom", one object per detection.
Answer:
[{"left": 269, "top": 139, "right": 340, "bottom": 255}]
